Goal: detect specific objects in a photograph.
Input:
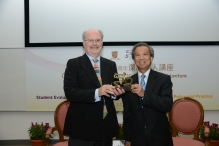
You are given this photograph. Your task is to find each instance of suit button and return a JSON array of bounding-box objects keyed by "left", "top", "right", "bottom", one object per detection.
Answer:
[{"left": 144, "top": 126, "right": 146, "bottom": 128}]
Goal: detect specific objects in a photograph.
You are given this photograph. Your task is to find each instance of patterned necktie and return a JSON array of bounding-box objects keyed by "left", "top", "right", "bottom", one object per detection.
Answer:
[
  {"left": 140, "top": 74, "right": 146, "bottom": 108},
  {"left": 93, "top": 59, "right": 107, "bottom": 118},
  {"left": 140, "top": 74, "right": 146, "bottom": 90}
]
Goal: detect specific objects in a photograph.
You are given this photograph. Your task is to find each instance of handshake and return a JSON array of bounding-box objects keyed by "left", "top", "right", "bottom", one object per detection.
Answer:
[{"left": 112, "top": 72, "right": 133, "bottom": 91}]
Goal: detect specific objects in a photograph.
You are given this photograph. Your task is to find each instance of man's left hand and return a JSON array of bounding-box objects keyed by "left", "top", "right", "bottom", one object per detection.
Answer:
[{"left": 113, "top": 85, "right": 125, "bottom": 97}]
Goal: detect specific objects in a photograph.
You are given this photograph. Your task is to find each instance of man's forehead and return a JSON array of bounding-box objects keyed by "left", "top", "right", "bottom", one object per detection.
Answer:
[
  {"left": 85, "top": 30, "right": 101, "bottom": 37},
  {"left": 135, "top": 46, "right": 149, "bottom": 51}
]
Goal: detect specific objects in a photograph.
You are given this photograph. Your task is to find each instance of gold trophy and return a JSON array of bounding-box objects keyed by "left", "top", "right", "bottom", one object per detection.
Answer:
[{"left": 112, "top": 72, "right": 133, "bottom": 91}]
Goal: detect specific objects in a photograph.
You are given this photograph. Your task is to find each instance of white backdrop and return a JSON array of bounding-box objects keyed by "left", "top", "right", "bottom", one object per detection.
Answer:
[
  {"left": 28, "top": 0, "right": 219, "bottom": 43},
  {"left": 25, "top": 46, "right": 219, "bottom": 111}
]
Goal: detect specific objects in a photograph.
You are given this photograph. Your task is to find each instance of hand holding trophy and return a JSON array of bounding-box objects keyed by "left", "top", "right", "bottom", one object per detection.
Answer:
[{"left": 112, "top": 72, "right": 133, "bottom": 91}]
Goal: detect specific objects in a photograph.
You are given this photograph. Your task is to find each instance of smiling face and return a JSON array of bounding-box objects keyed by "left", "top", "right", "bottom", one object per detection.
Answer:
[
  {"left": 133, "top": 46, "right": 153, "bottom": 74},
  {"left": 83, "top": 29, "right": 103, "bottom": 58}
]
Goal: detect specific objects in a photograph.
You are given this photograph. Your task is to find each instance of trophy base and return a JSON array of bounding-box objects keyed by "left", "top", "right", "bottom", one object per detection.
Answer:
[{"left": 123, "top": 84, "right": 131, "bottom": 91}]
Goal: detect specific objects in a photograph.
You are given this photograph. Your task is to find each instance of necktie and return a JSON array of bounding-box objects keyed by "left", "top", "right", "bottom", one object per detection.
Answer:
[
  {"left": 93, "top": 59, "right": 107, "bottom": 118},
  {"left": 140, "top": 74, "right": 146, "bottom": 108},
  {"left": 140, "top": 74, "right": 146, "bottom": 90}
]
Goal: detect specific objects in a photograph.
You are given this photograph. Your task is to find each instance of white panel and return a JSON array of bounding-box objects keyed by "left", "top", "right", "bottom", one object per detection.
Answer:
[
  {"left": 0, "top": 49, "right": 26, "bottom": 111},
  {"left": 25, "top": 46, "right": 219, "bottom": 111},
  {"left": 0, "top": 0, "right": 24, "bottom": 48},
  {"left": 29, "top": 0, "right": 219, "bottom": 43}
]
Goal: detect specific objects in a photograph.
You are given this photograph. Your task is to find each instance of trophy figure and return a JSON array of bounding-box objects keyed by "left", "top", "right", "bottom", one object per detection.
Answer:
[{"left": 112, "top": 72, "right": 133, "bottom": 91}]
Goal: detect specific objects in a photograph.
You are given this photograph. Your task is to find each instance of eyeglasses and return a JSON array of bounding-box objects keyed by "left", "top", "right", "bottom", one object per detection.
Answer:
[{"left": 84, "top": 39, "right": 102, "bottom": 43}]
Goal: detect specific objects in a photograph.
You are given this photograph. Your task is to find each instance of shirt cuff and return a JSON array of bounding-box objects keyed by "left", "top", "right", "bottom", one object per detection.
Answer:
[
  {"left": 94, "top": 89, "right": 101, "bottom": 102},
  {"left": 111, "top": 95, "right": 116, "bottom": 99}
]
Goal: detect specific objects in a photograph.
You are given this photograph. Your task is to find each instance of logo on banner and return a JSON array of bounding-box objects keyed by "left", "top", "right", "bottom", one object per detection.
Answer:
[{"left": 109, "top": 51, "right": 120, "bottom": 60}]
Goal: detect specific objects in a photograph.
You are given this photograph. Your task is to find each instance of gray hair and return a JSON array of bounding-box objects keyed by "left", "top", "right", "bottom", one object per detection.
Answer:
[
  {"left": 82, "top": 29, "right": 104, "bottom": 41},
  {"left": 131, "top": 42, "right": 154, "bottom": 59}
]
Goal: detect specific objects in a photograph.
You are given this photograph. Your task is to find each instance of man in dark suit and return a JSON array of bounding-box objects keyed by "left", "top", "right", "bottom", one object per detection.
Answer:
[
  {"left": 122, "top": 42, "right": 173, "bottom": 146},
  {"left": 63, "top": 29, "right": 125, "bottom": 146}
]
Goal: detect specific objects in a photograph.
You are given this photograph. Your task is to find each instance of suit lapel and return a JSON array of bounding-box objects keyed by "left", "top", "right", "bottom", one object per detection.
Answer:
[
  {"left": 80, "top": 54, "right": 100, "bottom": 87},
  {"left": 132, "top": 73, "right": 141, "bottom": 106},
  {"left": 132, "top": 73, "right": 139, "bottom": 84},
  {"left": 146, "top": 70, "right": 156, "bottom": 93}
]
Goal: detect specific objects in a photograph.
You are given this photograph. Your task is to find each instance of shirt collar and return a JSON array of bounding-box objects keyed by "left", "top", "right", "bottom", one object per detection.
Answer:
[
  {"left": 86, "top": 53, "right": 100, "bottom": 62},
  {"left": 138, "top": 69, "right": 151, "bottom": 79}
]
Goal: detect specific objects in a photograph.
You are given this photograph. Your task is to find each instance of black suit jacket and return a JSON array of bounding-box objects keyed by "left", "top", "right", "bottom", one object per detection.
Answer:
[
  {"left": 122, "top": 70, "right": 173, "bottom": 146},
  {"left": 63, "top": 54, "right": 119, "bottom": 141}
]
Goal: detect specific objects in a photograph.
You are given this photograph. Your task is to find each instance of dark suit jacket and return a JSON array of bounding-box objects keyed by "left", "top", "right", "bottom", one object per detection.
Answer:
[
  {"left": 63, "top": 54, "right": 119, "bottom": 141},
  {"left": 122, "top": 70, "right": 173, "bottom": 146}
]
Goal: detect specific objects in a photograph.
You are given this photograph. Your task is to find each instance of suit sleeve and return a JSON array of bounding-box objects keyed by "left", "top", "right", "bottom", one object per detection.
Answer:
[
  {"left": 122, "top": 93, "right": 131, "bottom": 141},
  {"left": 142, "top": 75, "right": 173, "bottom": 112}
]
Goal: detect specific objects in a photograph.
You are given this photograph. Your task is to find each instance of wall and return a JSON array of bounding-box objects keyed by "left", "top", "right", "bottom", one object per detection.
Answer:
[{"left": 0, "top": 0, "right": 218, "bottom": 140}]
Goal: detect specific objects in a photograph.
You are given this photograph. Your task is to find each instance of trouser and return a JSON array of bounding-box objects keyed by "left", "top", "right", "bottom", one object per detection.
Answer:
[{"left": 68, "top": 121, "right": 112, "bottom": 146}]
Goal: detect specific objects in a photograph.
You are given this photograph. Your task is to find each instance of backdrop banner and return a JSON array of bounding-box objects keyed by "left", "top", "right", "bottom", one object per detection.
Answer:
[{"left": 25, "top": 46, "right": 219, "bottom": 111}]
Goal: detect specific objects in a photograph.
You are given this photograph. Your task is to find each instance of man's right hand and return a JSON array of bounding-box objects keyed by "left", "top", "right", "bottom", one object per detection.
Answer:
[
  {"left": 98, "top": 84, "right": 115, "bottom": 97},
  {"left": 131, "top": 84, "right": 144, "bottom": 98}
]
